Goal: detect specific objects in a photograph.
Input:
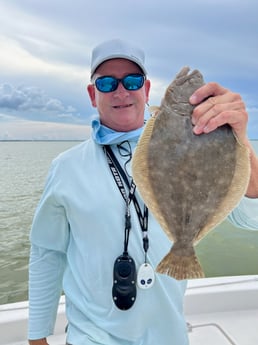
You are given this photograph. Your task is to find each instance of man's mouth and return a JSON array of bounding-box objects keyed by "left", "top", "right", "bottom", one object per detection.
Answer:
[{"left": 113, "top": 104, "right": 133, "bottom": 109}]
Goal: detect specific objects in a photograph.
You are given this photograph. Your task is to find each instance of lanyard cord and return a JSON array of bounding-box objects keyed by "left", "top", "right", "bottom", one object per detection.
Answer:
[
  {"left": 124, "top": 183, "right": 135, "bottom": 254},
  {"left": 103, "top": 145, "right": 149, "bottom": 259}
]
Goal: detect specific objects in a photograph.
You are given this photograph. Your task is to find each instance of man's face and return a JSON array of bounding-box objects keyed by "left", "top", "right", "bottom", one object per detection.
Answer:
[{"left": 87, "top": 58, "right": 151, "bottom": 132}]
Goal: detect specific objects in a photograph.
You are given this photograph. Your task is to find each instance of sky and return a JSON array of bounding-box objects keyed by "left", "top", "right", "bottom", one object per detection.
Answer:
[{"left": 0, "top": 0, "right": 257, "bottom": 140}]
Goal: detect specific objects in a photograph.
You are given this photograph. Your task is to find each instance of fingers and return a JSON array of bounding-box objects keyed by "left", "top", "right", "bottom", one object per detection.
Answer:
[
  {"left": 192, "top": 91, "right": 243, "bottom": 121},
  {"left": 193, "top": 109, "right": 247, "bottom": 137},
  {"left": 189, "top": 82, "right": 248, "bottom": 141},
  {"left": 192, "top": 97, "right": 246, "bottom": 134},
  {"left": 189, "top": 82, "right": 227, "bottom": 104}
]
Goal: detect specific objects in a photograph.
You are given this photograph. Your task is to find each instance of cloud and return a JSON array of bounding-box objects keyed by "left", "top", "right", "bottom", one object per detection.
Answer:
[
  {"left": 0, "top": 0, "right": 257, "bottom": 139},
  {"left": 0, "top": 83, "right": 82, "bottom": 124}
]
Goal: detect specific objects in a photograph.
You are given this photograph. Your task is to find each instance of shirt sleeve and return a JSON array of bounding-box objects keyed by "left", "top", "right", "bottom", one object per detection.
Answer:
[
  {"left": 228, "top": 196, "right": 258, "bottom": 230},
  {"left": 28, "top": 160, "right": 69, "bottom": 339},
  {"left": 28, "top": 245, "right": 66, "bottom": 340},
  {"left": 30, "top": 160, "right": 70, "bottom": 252}
]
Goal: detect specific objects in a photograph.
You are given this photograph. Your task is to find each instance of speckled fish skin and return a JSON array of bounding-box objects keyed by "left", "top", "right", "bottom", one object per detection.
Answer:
[{"left": 132, "top": 67, "right": 250, "bottom": 280}]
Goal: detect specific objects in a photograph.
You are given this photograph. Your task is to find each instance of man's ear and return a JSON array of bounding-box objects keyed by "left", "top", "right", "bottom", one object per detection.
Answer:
[
  {"left": 145, "top": 79, "right": 151, "bottom": 105},
  {"left": 87, "top": 84, "right": 97, "bottom": 107}
]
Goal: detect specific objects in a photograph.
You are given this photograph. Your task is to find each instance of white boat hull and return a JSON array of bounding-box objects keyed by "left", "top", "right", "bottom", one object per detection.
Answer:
[{"left": 1, "top": 275, "right": 258, "bottom": 345}]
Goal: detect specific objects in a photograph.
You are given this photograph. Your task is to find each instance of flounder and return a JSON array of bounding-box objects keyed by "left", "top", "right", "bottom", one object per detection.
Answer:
[{"left": 132, "top": 67, "right": 250, "bottom": 280}]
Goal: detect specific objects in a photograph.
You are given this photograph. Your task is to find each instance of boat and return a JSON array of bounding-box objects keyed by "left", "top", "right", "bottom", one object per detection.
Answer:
[
  {"left": 1, "top": 275, "right": 258, "bottom": 345},
  {"left": 185, "top": 275, "right": 258, "bottom": 344}
]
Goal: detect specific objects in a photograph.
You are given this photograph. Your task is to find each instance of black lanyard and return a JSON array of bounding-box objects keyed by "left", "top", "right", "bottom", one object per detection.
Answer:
[{"left": 103, "top": 145, "right": 149, "bottom": 260}]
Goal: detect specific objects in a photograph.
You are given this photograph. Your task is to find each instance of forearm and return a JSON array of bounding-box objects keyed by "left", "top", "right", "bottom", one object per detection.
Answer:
[
  {"left": 28, "top": 338, "right": 48, "bottom": 345},
  {"left": 244, "top": 141, "right": 258, "bottom": 198},
  {"left": 229, "top": 197, "right": 258, "bottom": 230}
]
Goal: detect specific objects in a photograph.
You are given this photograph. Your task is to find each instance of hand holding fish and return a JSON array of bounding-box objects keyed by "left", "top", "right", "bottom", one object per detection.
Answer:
[
  {"left": 190, "top": 83, "right": 258, "bottom": 198},
  {"left": 189, "top": 82, "right": 248, "bottom": 143}
]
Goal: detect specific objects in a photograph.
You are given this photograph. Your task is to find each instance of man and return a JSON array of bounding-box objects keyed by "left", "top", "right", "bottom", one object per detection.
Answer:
[{"left": 28, "top": 39, "right": 258, "bottom": 345}]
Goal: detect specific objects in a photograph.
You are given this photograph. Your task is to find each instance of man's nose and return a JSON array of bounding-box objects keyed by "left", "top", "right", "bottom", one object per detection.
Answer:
[{"left": 114, "top": 81, "right": 130, "bottom": 95}]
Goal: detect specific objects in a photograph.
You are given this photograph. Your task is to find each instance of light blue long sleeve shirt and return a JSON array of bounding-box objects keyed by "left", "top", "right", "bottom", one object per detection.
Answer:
[{"left": 28, "top": 133, "right": 258, "bottom": 344}]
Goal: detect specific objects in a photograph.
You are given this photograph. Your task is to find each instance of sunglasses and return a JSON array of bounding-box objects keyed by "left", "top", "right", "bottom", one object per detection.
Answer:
[{"left": 94, "top": 74, "right": 145, "bottom": 93}]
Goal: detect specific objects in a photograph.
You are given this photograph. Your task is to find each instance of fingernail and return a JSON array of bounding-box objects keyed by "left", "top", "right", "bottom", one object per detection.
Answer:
[
  {"left": 189, "top": 95, "right": 198, "bottom": 104},
  {"left": 193, "top": 125, "right": 202, "bottom": 134}
]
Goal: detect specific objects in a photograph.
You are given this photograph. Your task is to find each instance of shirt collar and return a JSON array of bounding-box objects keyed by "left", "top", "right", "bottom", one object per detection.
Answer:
[{"left": 91, "top": 117, "right": 144, "bottom": 145}]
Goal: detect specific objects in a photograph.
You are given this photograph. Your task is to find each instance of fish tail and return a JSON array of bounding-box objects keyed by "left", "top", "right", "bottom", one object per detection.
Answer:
[{"left": 156, "top": 250, "right": 205, "bottom": 280}]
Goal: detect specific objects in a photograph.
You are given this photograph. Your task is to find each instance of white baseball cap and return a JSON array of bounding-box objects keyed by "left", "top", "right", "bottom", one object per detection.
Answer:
[{"left": 90, "top": 38, "right": 147, "bottom": 77}]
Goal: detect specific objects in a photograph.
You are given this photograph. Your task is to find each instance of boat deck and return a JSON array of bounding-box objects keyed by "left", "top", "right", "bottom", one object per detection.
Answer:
[
  {"left": 186, "top": 276, "right": 258, "bottom": 344},
  {"left": 1, "top": 275, "right": 258, "bottom": 345}
]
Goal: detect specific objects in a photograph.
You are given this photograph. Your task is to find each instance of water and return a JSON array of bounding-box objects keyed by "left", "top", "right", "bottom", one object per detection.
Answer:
[
  {"left": 0, "top": 141, "right": 80, "bottom": 304},
  {"left": 0, "top": 140, "right": 258, "bottom": 304}
]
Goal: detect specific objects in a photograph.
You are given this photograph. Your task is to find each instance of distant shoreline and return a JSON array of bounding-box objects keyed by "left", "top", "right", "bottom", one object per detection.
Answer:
[
  {"left": 1, "top": 139, "right": 257, "bottom": 142},
  {"left": 0, "top": 139, "right": 84, "bottom": 142},
  {"left": 1, "top": 138, "right": 257, "bottom": 142}
]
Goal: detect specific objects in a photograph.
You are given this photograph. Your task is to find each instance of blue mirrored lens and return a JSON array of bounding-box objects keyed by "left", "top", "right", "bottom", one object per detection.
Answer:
[
  {"left": 95, "top": 74, "right": 145, "bottom": 93},
  {"left": 122, "top": 75, "right": 144, "bottom": 90},
  {"left": 95, "top": 77, "right": 118, "bottom": 92}
]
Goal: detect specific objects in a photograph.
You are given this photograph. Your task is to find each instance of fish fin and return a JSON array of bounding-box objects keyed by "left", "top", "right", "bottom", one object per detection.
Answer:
[
  {"left": 148, "top": 105, "right": 160, "bottom": 117},
  {"left": 156, "top": 250, "right": 205, "bottom": 280},
  {"left": 195, "top": 137, "right": 250, "bottom": 243},
  {"left": 132, "top": 116, "right": 168, "bottom": 234}
]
